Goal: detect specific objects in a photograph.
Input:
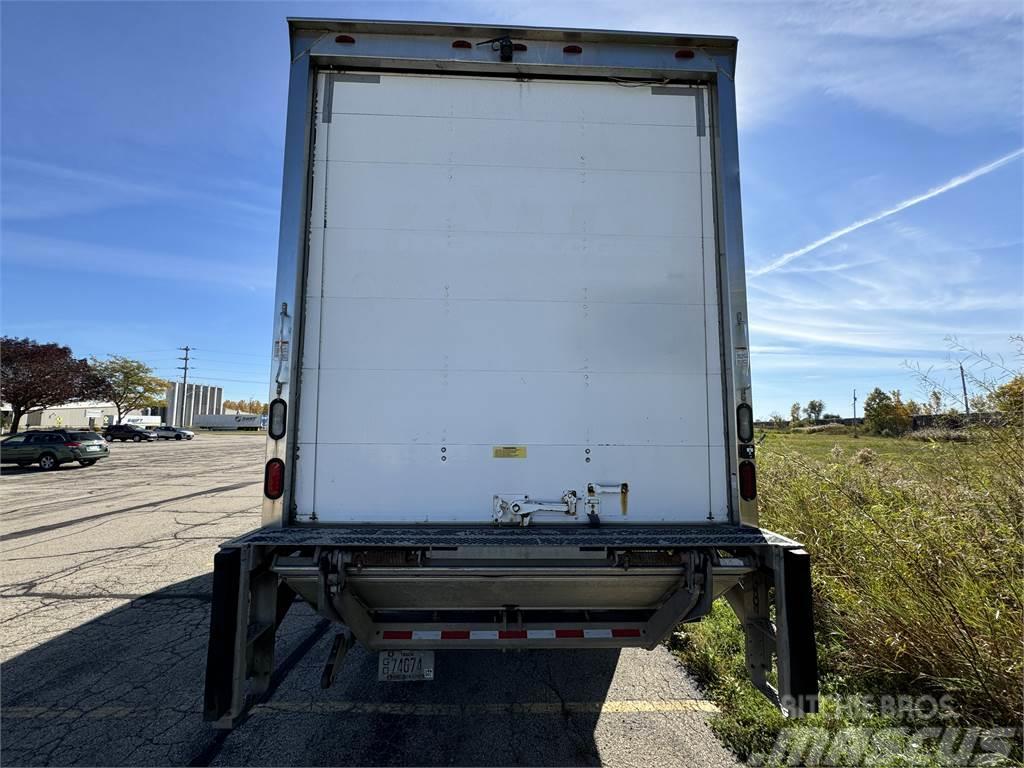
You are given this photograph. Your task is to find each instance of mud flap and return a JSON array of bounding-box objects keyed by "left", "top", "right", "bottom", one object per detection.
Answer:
[
  {"left": 776, "top": 548, "right": 819, "bottom": 715},
  {"left": 203, "top": 548, "right": 241, "bottom": 722}
]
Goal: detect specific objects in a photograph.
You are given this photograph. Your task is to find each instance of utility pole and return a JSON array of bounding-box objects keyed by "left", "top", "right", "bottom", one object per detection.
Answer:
[
  {"left": 852, "top": 388, "right": 858, "bottom": 436},
  {"left": 960, "top": 363, "right": 970, "bottom": 417},
  {"left": 177, "top": 346, "right": 191, "bottom": 428}
]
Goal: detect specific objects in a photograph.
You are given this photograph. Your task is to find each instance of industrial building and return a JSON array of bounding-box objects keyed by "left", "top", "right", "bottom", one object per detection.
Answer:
[
  {"left": 165, "top": 383, "right": 223, "bottom": 428},
  {"left": 19, "top": 402, "right": 160, "bottom": 431}
]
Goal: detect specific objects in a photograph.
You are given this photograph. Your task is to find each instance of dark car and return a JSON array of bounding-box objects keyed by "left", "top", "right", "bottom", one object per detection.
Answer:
[
  {"left": 103, "top": 424, "right": 157, "bottom": 442},
  {"left": 1, "top": 430, "right": 110, "bottom": 469}
]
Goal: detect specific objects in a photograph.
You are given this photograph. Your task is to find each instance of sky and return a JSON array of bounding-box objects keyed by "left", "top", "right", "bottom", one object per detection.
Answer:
[{"left": 1, "top": 0, "right": 1022, "bottom": 417}]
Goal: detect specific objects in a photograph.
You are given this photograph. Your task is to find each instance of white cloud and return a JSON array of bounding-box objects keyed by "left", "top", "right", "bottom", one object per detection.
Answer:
[
  {"left": 1, "top": 157, "right": 279, "bottom": 222},
  {"left": 479, "top": 0, "right": 1023, "bottom": 131},
  {"left": 750, "top": 148, "right": 1024, "bottom": 276},
  {"left": 0, "top": 231, "right": 274, "bottom": 291}
]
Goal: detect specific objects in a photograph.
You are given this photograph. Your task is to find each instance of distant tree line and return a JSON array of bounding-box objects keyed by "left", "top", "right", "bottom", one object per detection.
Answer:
[
  {"left": 765, "top": 374, "right": 1022, "bottom": 436},
  {"left": 222, "top": 399, "right": 268, "bottom": 415},
  {"left": 1, "top": 337, "right": 168, "bottom": 434}
]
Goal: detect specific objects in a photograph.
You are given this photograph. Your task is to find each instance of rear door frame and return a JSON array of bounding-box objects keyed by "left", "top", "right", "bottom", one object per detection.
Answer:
[{"left": 262, "top": 20, "right": 755, "bottom": 529}]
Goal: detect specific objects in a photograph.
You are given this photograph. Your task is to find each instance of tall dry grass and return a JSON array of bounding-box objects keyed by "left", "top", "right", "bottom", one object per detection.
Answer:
[{"left": 758, "top": 426, "right": 1023, "bottom": 724}]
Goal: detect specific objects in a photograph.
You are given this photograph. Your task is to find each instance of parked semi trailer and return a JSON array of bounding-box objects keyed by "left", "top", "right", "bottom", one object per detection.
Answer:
[{"left": 204, "top": 17, "right": 819, "bottom": 726}]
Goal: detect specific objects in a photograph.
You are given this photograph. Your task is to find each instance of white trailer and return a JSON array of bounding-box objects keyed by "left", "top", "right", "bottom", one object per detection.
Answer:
[
  {"left": 204, "top": 18, "right": 818, "bottom": 726},
  {"left": 193, "top": 414, "right": 266, "bottom": 431}
]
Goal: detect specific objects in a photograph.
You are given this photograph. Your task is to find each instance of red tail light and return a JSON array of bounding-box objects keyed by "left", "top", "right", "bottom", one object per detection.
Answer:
[
  {"left": 334, "top": 34, "right": 355, "bottom": 44},
  {"left": 451, "top": 40, "right": 472, "bottom": 49},
  {"left": 64, "top": 442, "right": 81, "bottom": 448},
  {"left": 563, "top": 45, "right": 583, "bottom": 54},
  {"left": 739, "top": 460, "right": 757, "bottom": 500},
  {"left": 264, "top": 459, "right": 285, "bottom": 500},
  {"left": 675, "top": 49, "right": 695, "bottom": 59}
]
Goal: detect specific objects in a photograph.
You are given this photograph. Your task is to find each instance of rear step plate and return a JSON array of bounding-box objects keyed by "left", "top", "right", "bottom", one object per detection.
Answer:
[{"left": 378, "top": 650, "right": 435, "bottom": 682}]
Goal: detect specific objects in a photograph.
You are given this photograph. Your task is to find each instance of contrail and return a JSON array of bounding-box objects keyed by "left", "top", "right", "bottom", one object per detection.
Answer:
[{"left": 750, "top": 147, "right": 1024, "bottom": 277}]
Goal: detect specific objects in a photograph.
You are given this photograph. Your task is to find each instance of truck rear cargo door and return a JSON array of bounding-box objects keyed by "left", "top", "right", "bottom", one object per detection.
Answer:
[{"left": 295, "top": 72, "right": 726, "bottom": 524}]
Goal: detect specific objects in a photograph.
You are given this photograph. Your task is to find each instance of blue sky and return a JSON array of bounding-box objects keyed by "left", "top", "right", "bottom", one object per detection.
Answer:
[{"left": 2, "top": 1, "right": 1021, "bottom": 417}]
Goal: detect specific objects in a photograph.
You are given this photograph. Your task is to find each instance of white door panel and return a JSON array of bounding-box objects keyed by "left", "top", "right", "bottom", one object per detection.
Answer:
[{"left": 297, "top": 72, "right": 726, "bottom": 524}]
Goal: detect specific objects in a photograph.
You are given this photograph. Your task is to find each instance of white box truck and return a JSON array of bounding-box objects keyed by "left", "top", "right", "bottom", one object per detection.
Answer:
[{"left": 204, "top": 18, "right": 818, "bottom": 726}]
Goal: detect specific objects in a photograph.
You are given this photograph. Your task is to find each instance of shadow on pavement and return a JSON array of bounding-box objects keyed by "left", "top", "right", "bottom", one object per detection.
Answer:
[{"left": 1, "top": 574, "right": 618, "bottom": 766}]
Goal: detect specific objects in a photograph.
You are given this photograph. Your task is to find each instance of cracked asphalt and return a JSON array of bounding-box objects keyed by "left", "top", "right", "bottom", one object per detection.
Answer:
[{"left": 0, "top": 433, "right": 739, "bottom": 767}]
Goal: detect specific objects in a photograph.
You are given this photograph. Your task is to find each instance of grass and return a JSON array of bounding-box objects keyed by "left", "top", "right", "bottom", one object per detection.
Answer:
[{"left": 673, "top": 427, "right": 1024, "bottom": 765}]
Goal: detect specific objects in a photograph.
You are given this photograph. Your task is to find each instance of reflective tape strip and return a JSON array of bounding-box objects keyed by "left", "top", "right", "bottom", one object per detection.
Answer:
[{"left": 380, "top": 628, "right": 642, "bottom": 641}]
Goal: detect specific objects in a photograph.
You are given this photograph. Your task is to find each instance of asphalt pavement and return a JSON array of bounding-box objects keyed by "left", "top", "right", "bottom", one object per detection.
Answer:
[{"left": 0, "top": 433, "right": 739, "bottom": 767}]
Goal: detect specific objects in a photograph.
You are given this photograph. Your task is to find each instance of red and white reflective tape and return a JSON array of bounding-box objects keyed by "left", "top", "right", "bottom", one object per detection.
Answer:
[{"left": 381, "top": 628, "right": 641, "bottom": 641}]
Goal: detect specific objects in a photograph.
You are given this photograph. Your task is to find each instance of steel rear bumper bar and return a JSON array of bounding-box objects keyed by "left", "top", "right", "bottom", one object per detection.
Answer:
[{"left": 203, "top": 525, "right": 818, "bottom": 726}]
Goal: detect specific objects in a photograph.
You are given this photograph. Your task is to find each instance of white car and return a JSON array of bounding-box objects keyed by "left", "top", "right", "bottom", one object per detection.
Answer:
[{"left": 153, "top": 426, "right": 195, "bottom": 441}]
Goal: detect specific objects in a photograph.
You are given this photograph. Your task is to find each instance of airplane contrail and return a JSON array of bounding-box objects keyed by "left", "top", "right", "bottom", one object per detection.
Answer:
[{"left": 749, "top": 147, "right": 1024, "bottom": 278}]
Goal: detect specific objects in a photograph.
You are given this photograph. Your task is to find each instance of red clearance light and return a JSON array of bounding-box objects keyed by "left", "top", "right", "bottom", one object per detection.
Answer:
[
  {"left": 675, "top": 49, "right": 695, "bottom": 59},
  {"left": 264, "top": 458, "right": 285, "bottom": 500},
  {"left": 498, "top": 629, "right": 527, "bottom": 639},
  {"left": 441, "top": 630, "right": 471, "bottom": 639},
  {"left": 335, "top": 34, "right": 355, "bottom": 44},
  {"left": 739, "top": 460, "right": 757, "bottom": 501},
  {"left": 513, "top": 43, "right": 528, "bottom": 51},
  {"left": 563, "top": 45, "right": 583, "bottom": 54},
  {"left": 451, "top": 40, "right": 472, "bottom": 49},
  {"left": 382, "top": 630, "right": 413, "bottom": 640}
]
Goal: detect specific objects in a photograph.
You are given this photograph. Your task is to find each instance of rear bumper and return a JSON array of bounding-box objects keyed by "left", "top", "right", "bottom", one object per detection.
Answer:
[{"left": 203, "top": 524, "right": 819, "bottom": 723}]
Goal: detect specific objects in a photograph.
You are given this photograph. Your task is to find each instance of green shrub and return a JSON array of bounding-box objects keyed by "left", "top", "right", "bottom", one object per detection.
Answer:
[{"left": 759, "top": 429, "right": 1023, "bottom": 723}]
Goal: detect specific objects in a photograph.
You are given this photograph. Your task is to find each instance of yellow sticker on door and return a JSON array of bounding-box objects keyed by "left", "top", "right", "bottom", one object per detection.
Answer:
[{"left": 492, "top": 446, "right": 528, "bottom": 459}]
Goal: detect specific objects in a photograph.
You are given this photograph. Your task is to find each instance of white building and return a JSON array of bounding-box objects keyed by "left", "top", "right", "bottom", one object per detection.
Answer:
[
  {"left": 165, "top": 383, "right": 223, "bottom": 428},
  {"left": 21, "top": 401, "right": 160, "bottom": 431}
]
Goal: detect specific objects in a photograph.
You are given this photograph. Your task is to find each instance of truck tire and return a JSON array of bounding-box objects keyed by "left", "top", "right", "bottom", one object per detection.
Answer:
[
  {"left": 133, "top": 435, "right": 142, "bottom": 443},
  {"left": 38, "top": 453, "right": 58, "bottom": 470},
  {"left": 175, "top": 434, "right": 183, "bottom": 440}
]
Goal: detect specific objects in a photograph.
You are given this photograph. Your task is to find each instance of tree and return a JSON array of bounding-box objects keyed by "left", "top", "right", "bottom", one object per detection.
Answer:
[
  {"left": 863, "top": 387, "right": 912, "bottom": 435},
  {"left": 924, "top": 389, "right": 944, "bottom": 415},
  {"left": 0, "top": 337, "right": 96, "bottom": 434},
  {"left": 821, "top": 412, "right": 841, "bottom": 421},
  {"left": 991, "top": 374, "right": 1024, "bottom": 425},
  {"left": 789, "top": 402, "right": 801, "bottom": 424},
  {"left": 803, "top": 399, "right": 825, "bottom": 421},
  {"left": 90, "top": 356, "right": 168, "bottom": 425}
]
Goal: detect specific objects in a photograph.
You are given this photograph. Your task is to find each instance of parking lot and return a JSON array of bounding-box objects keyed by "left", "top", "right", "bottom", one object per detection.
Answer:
[{"left": 0, "top": 433, "right": 737, "bottom": 767}]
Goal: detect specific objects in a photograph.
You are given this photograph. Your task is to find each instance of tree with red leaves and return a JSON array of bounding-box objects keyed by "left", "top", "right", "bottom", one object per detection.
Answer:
[{"left": 0, "top": 337, "right": 98, "bottom": 434}]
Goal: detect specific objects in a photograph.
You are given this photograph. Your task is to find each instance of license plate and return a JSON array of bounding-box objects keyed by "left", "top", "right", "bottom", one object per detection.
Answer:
[
  {"left": 86, "top": 445, "right": 101, "bottom": 452},
  {"left": 378, "top": 650, "right": 434, "bottom": 682}
]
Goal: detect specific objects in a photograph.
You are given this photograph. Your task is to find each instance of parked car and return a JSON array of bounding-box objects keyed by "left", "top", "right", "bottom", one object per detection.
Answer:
[
  {"left": 1, "top": 430, "right": 109, "bottom": 469},
  {"left": 153, "top": 425, "right": 194, "bottom": 441},
  {"left": 103, "top": 424, "right": 157, "bottom": 442}
]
